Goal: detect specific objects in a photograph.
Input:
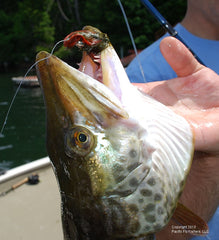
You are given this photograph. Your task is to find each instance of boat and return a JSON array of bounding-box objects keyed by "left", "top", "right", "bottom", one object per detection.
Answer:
[
  {"left": 0, "top": 157, "right": 63, "bottom": 240},
  {"left": 11, "top": 76, "right": 40, "bottom": 87}
]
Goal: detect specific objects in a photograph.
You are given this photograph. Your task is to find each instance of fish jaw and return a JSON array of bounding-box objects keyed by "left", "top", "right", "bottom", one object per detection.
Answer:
[
  {"left": 100, "top": 44, "right": 133, "bottom": 103},
  {"left": 36, "top": 51, "right": 127, "bottom": 124}
]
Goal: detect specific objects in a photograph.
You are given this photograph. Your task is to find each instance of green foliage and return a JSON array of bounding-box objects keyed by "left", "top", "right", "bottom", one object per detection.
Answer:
[
  {"left": 81, "top": 0, "right": 186, "bottom": 55},
  {"left": 0, "top": 0, "right": 186, "bottom": 68},
  {"left": 0, "top": 0, "right": 54, "bottom": 65},
  {"left": 0, "top": 10, "right": 13, "bottom": 62}
]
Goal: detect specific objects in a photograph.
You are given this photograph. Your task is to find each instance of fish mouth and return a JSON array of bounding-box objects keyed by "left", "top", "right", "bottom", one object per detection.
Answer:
[{"left": 36, "top": 45, "right": 130, "bottom": 126}]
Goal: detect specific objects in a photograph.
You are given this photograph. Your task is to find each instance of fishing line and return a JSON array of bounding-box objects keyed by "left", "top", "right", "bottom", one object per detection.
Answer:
[
  {"left": 117, "top": 0, "right": 147, "bottom": 83},
  {"left": 0, "top": 39, "right": 66, "bottom": 136},
  {"left": 204, "top": 235, "right": 211, "bottom": 240}
]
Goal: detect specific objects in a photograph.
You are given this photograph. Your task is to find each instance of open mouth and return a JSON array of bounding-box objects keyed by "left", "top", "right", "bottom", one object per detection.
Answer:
[
  {"left": 36, "top": 25, "right": 135, "bottom": 130},
  {"left": 77, "top": 52, "right": 103, "bottom": 83},
  {"left": 62, "top": 25, "right": 133, "bottom": 102},
  {"left": 63, "top": 25, "right": 109, "bottom": 84}
]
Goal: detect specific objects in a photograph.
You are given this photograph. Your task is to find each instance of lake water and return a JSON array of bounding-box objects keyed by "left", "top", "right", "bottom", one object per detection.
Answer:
[{"left": 0, "top": 73, "right": 47, "bottom": 170}]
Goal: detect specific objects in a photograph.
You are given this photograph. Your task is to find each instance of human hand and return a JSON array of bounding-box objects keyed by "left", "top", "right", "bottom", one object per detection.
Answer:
[{"left": 134, "top": 37, "right": 219, "bottom": 239}]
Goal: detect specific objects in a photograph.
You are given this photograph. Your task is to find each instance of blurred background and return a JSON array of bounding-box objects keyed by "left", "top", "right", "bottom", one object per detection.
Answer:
[{"left": 0, "top": 0, "right": 186, "bottom": 169}]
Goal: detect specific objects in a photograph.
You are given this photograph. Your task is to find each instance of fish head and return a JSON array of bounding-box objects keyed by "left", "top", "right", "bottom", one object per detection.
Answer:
[
  {"left": 36, "top": 50, "right": 136, "bottom": 196},
  {"left": 36, "top": 27, "right": 193, "bottom": 239}
]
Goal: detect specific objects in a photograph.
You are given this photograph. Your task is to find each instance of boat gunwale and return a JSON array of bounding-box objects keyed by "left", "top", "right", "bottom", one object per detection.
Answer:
[{"left": 0, "top": 157, "right": 50, "bottom": 184}]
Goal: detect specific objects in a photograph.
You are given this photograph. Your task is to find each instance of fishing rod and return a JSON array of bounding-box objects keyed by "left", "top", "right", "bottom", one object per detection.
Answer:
[
  {"left": 140, "top": 0, "right": 205, "bottom": 66},
  {"left": 0, "top": 173, "right": 39, "bottom": 197}
]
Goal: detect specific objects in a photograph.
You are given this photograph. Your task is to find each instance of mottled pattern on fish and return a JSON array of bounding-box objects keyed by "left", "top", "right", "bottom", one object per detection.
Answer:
[
  {"left": 36, "top": 26, "right": 194, "bottom": 240},
  {"left": 62, "top": 88, "right": 192, "bottom": 237},
  {"left": 100, "top": 96, "right": 192, "bottom": 236}
]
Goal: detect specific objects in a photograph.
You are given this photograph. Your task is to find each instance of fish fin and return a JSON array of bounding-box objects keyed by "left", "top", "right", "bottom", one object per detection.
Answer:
[{"left": 172, "top": 202, "right": 209, "bottom": 236}]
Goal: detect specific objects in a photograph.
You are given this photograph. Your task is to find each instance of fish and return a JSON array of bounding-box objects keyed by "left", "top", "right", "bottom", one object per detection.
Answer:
[{"left": 36, "top": 26, "right": 203, "bottom": 240}]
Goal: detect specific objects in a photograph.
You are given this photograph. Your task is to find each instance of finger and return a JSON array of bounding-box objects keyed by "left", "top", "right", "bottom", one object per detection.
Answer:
[{"left": 160, "top": 37, "right": 204, "bottom": 77}]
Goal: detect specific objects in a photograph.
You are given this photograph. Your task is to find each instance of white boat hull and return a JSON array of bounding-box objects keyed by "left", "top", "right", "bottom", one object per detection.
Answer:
[{"left": 0, "top": 157, "right": 63, "bottom": 240}]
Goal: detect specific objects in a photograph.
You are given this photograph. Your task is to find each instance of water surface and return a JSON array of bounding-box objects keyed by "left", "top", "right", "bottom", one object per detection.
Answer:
[{"left": 0, "top": 73, "right": 47, "bottom": 170}]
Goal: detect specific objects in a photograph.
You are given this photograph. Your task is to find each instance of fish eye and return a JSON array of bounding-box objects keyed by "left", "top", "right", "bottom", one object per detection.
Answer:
[
  {"left": 78, "top": 133, "right": 87, "bottom": 143},
  {"left": 65, "top": 126, "right": 95, "bottom": 157},
  {"left": 73, "top": 130, "right": 89, "bottom": 146}
]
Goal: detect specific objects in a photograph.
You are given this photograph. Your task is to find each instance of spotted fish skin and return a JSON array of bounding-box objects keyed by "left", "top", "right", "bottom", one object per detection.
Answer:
[
  {"left": 94, "top": 87, "right": 193, "bottom": 237},
  {"left": 36, "top": 27, "right": 193, "bottom": 240}
]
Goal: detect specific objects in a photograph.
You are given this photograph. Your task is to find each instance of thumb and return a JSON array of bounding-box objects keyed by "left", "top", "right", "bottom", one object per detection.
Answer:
[{"left": 160, "top": 37, "right": 204, "bottom": 77}]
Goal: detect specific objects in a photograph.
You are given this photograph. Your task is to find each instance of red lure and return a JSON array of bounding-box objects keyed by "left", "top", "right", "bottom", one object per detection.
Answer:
[{"left": 63, "top": 26, "right": 109, "bottom": 54}]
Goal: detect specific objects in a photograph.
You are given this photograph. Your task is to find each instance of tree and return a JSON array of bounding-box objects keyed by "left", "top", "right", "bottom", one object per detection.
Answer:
[
  {"left": 0, "top": 0, "right": 186, "bottom": 70},
  {"left": 81, "top": 0, "right": 186, "bottom": 55},
  {"left": 0, "top": 0, "right": 54, "bottom": 68}
]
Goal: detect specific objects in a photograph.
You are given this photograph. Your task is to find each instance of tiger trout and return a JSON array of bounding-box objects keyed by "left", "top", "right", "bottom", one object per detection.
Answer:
[{"left": 36, "top": 26, "right": 194, "bottom": 240}]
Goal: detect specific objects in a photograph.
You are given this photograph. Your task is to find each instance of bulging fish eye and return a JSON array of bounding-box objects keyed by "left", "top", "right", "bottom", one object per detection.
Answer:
[
  {"left": 65, "top": 126, "right": 95, "bottom": 157},
  {"left": 74, "top": 130, "right": 89, "bottom": 146},
  {"left": 78, "top": 133, "right": 87, "bottom": 142}
]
